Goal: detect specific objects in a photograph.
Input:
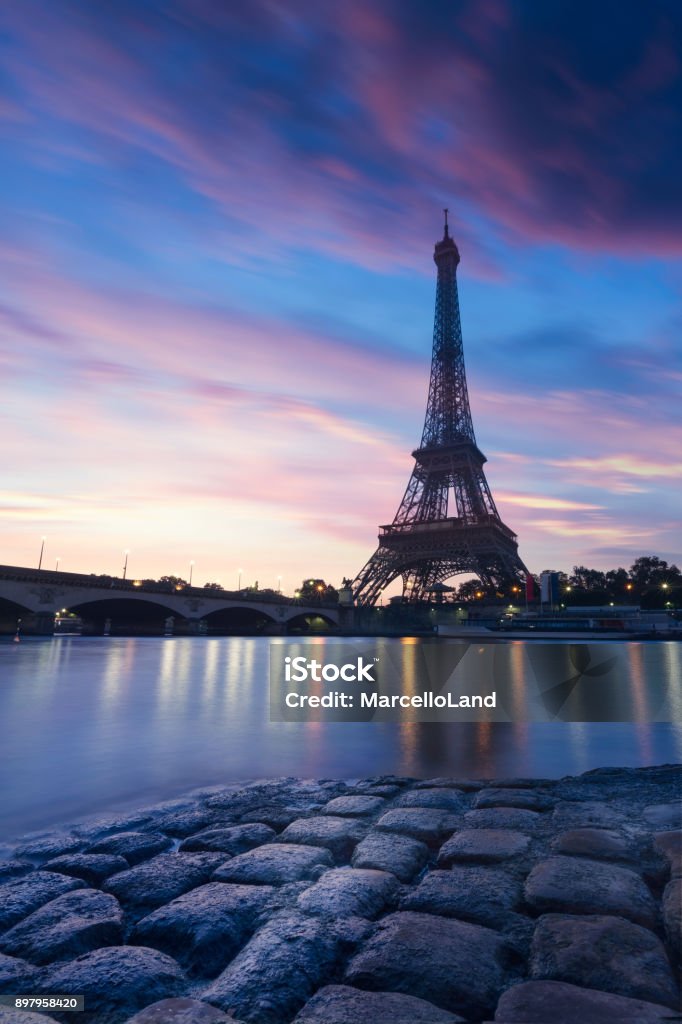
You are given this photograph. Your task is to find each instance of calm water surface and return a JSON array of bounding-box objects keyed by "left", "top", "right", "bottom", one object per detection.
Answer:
[{"left": 1, "top": 635, "right": 680, "bottom": 841}]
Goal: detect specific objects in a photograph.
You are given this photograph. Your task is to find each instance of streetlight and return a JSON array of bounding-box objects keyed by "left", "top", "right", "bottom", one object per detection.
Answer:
[
  {"left": 123, "top": 550, "right": 129, "bottom": 580},
  {"left": 277, "top": 575, "right": 282, "bottom": 593},
  {"left": 189, "top": 561, "right": 195, "bottom": 586},
  {"left": 238, "top": 568, "right": 243, "bottom": 591},
  {"left": 55, "top": 557, "right": 60, "bottom": 572},
  {"left": 38, "top": 536, "right": 46, "bottom": 570}
]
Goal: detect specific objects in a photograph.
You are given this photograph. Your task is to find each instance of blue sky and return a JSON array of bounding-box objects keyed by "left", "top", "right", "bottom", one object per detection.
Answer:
[{"left": 1, "top": 0, "right": 680, "bottom": 591}]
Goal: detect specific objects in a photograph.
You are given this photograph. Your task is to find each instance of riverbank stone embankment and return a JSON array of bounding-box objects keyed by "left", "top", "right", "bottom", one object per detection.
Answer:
[{"left": 0, "top": 765, "right": 680, "bottom": 1024}]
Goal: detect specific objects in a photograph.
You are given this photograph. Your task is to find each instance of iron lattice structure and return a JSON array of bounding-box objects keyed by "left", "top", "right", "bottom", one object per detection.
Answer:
[{"left": 352, "top": 213, "right": 529, "bottom": 606}]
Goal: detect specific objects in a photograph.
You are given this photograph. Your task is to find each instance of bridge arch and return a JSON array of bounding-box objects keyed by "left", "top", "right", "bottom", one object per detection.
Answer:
[
  {"left": 67, "top": 596, "right": 181, "bottom": 635},
  {"left": 201, "top": 605, "right": 277, "bottom": 635},
  {"left": 284, "top": 611, "right": 336, "bottom": 633},
  {"left": 0, "top": 566, "right": 341, "bottom": 635},
  {"left": 0, "top": 595, "right": 33, "bottom": 634}
]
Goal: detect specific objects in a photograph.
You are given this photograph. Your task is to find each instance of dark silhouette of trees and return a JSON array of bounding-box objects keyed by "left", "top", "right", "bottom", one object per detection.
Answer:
[
  {"left": 629, "top": 556, "right": 679, "bottom": 587},
  {"left": 456, "top": 579, "right": 486, "bottom": 600},
  {"left": 569, "top": 566, "right": 607, "bottom": 592},
  {"left": 299, "top": 578, "right": 338, "bottom": 602},
  {"left": 446, "top": 556, "right": 680, "bottom": 609}
]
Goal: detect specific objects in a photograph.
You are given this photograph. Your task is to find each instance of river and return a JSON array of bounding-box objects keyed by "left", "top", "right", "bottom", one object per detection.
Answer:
[{"left": 1, "top": 635, "right": 680, "bottom": 841}]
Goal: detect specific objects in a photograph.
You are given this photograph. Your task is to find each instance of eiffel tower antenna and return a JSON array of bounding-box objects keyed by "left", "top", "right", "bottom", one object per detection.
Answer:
[{"left": 352, "top": 214, "right": 529, "bottom": 605}]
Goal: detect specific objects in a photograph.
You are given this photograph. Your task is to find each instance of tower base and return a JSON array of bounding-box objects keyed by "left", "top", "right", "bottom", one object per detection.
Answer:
[{"left": 353, "top": 517, "right": 528, "bottom": 606}]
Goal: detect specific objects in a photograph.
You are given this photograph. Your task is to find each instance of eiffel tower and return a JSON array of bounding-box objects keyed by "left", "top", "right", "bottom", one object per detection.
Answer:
[{"left": 352, "top": 212, "right": 528, "bottom": 606}]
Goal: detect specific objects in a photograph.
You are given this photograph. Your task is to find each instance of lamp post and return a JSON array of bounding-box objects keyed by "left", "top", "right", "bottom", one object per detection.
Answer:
[
  {"left": 277, "top": 575, "right": 282, "bottom": 593},
  {"left": 38, "top": 536, "right": 46, "bottom": 570},
  {"left": 189, "top": 561, "right": 195, "bottom": 587},
  {"left": 55, "top": 557, "right": 60, "bottom": 572},
  {"left": 238, "top": 568, "right": 243, "bottom": 592},
  {"left": 123, "top": 550, "right": 129, "bottom": 580}
]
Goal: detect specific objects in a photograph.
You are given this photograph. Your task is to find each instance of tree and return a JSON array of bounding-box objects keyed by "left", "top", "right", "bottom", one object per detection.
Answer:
[
  {"left": 604, "top": 568, "right": 632, "bottom": 600},
  {"left": 203, "top": 582, "right": 223, "bottom": 591},
  {"left": 299, "top": 578, "right": 338, "bottom": 602},
  {"left": 158, "top": 575, "right": 188, "bottom": 586},
  {"left": 569, "top": 566, "right": 607, "bottom": 592},
  {"left": 628, "top": 556, "right": 682, "bottom": 609},
  {"left": 629, "top": 556, "right": 681, "bottom": 587},
  {"left": 456, "top": 579, "right": 486, "bottom": 601},
  {"left": 630, "top": 556, "right": 667, "bottom": 587}
]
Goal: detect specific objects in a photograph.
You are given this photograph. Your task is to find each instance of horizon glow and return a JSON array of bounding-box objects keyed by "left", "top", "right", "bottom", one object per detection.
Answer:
[{"left": 1, "top": 1, "right": 681, "bottom": 593}]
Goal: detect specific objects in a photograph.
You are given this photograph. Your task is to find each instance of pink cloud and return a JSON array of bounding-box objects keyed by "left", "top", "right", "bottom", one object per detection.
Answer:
[
  {"left": 1, "top": 234, "right": 679, "bottom": 582},
  {"left": 495, "top": 493, "right": 605, "bottom": 512},
  {"left": 15, "top": 0, "right": 675, "bottom": 277},
  {"left": 547, "top": 455, "right": 682, "bottom": 481},
  {"left": 4, "top": 3, "right": 679, "bottom": 276},
  {"left": 1, "top": 1, "right": 680, "bottom": 583}
]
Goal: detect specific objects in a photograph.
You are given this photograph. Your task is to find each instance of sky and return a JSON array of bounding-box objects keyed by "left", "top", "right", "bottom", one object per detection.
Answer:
[{"left": 1, "top": 0, "right": 681, "bottom": 594}]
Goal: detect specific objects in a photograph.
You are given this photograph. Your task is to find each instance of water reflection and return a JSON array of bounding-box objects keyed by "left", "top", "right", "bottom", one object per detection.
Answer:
[{"left": 0, "top": 636, "right": 680, "bottom": 841}]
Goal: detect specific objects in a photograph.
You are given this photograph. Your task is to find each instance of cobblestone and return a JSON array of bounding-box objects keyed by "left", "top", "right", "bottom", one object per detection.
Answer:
[{"left": 1, "top": 766, "right": 679, "bottom": 1024}]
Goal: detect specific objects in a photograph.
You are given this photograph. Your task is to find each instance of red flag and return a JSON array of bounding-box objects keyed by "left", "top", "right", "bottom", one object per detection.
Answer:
[{"left": 525, "top": 574, "right": 535, "bottom": 602}]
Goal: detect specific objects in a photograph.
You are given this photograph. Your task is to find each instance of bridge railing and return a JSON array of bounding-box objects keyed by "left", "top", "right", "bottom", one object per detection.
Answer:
[{"left": 0, "top": 565, "right": 338, "bottom": 607}]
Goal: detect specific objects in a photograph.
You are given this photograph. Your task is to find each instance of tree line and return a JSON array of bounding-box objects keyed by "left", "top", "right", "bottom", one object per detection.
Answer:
[
  {"left": 147, "top": 557, "right": 680, "bottom": 609},
  {"left": 457, "top": 555, "right": 681, "bottom": 608}
]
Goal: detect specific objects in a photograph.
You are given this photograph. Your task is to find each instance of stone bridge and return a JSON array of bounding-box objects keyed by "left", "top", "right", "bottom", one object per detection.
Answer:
[{"left": 0, "top": 565, "right": 340, "bottom": 635}]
